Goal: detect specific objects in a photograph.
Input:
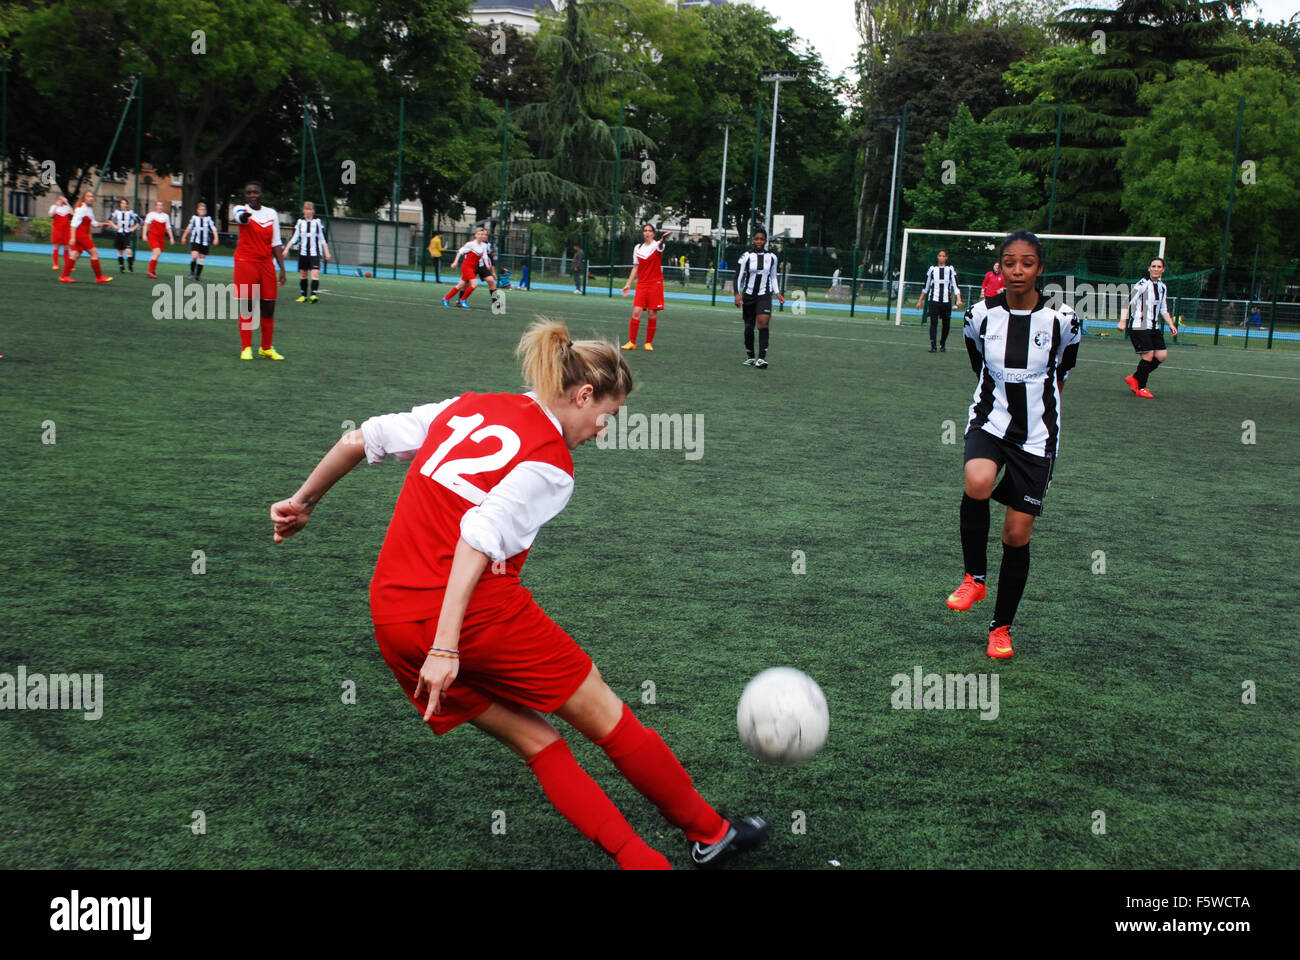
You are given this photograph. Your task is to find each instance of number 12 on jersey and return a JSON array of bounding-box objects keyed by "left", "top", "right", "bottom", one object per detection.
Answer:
[{"left": 419, "top": 414, "right": 521, "bottom": 505}]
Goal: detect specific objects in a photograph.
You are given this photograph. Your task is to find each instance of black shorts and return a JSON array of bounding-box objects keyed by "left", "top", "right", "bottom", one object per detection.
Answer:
[
  {"left": 298, "top": 255, "right": 320, "bottom": 272},
  {"left": 190, "top": 242, "right": 210, "bottom": 256},
  {"left": 476, "top": 263, "right": 493, "bottom": 281},
  {"left": 114, "top": 233, "right": 132, "bottom": 251},
  {"left": 742, "top": 294, "right": 773, "bottom": 322},
  {"left": 928, "top": 300, "right": 953, "bottom": 322},
  {"left": 964, "top": 428, "right": 1054, "bottom": 517},
  {"left": 1130, "top": 329, "right": 1166, "bottom": 353}
]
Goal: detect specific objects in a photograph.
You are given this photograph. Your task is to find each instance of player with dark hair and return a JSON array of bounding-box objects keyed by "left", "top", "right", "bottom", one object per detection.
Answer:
[
  {"left": 733, "top": 228, "right": 785, "bottom": 368},
  {"left": 269, "top": 319, "right": 769, "bottom": 869},
  {"left": 945, "top": 230, "right": 1081, "bottom": 659},
  {"left": 917, "top": 249, "right": 962, "bottom": 352},
  {"left": 622, "top": 223, "right": 673, "bottom": 351},
  {"left": 231, "top": 182, "right": 287, "bottom": 360},
  {"left": 182, "top": 203, "right": 219, "bottom": 279},
  {"left": 1118, "top": 257, "right": 1178, "bottom": 399},
  {"left": 110, "top": 199, "right": 141, "bottom": 273}
]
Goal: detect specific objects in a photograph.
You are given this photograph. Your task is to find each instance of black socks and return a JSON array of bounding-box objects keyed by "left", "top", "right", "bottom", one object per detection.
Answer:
[
  {"left": 960, "top": 494, "right": 990, "bottom": 580},
  {"left": 744, "top": 322, "right": 755, "bottom": 357},
  {"left": 758, "top": 327, "right": 769, "bottom": 359},
  {"left": 991, "top": 542, "right": 1030, "bottom": 629}
]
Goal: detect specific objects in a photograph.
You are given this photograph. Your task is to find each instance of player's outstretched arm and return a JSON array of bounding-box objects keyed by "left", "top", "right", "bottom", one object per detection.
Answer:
[
  {"left": 415, "top": 537, "right": 490, "bottom": 718},
  {"left": 270, "top": 429, "right": 367, "bottom": 542}
]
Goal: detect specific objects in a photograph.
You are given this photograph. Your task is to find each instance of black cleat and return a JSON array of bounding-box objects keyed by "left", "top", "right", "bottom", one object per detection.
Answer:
[
  {"left": 690, "top": 816, "right": 769, "bottom": 869},
  {"left": 940, "top": 345, "right": 946, "bottom": 352},
  {"left": 928, "top": 345, "right": 937, "bottom": 353},
  {"left": 754, "top": 358, "right": 768, "bottom": 369}
]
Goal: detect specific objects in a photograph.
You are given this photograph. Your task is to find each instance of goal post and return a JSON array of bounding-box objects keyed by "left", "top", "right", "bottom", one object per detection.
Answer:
[{"left": 895, "top": 228, "right": 1167, "bottom": 326}]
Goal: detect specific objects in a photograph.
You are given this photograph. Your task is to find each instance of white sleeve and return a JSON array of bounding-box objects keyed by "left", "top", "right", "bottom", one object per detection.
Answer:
[
  {"left": 768, "top": 256, "right": 780, "bottom": 295},
  {"left": 360, "top": 398, "right": 459, "bottom": 464},
  {"left": 459, "top": 242, "right": 474, "bottom": 255},
  {"left": 460, "top": 460, "right": 575, "bottom": 562},
  {"left": 271, "top": 214, "right": 283, "bottom": 247},
  {"left": 949, "top": 268, "right": 960, "bottom": 295},
  {"left": 285, "top": 221, "right": 301, "bottom": 251}
]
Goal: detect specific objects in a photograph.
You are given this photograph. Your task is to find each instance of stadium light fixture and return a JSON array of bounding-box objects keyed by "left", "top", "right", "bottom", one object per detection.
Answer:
[{"left": 760, "top": 71, "right": 798, "bottom": 235}]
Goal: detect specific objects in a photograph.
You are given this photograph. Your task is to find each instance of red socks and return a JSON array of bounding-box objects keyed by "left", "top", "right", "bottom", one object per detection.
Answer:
[
  {"left": 527, "top": 739, "right": 670, "bottom": 870},
  {"left": 595, "top": 703, "right": 727, "bottom": 844},
  {"left": 60, "top": 255, "right": 73, "bottom": 279},
  {"left": 628, "top": 317, "right": 639, "bottom": 343},
  {"left": 89, "top": 258, "right": 104, "bottom": 279},
  {"left": 460, "top": 285, "right": 474, "bottom": 302},
  {"left": 646, "top": 316, "right": 657, "bottom": 345},
  {"left": 52, "top": 249, "right": 60, "bottom": 267}
]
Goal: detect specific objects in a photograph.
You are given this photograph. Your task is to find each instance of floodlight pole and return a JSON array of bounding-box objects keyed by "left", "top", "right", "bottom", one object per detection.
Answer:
[
  {"left": 760, "top": 71, "right": 797, "bottom": 234},
  {"left": 711, "top": 115, "right": 738, "bottom": 306},
  {"left": 879, "top": 115, "right": 901, "bottom": 293}
]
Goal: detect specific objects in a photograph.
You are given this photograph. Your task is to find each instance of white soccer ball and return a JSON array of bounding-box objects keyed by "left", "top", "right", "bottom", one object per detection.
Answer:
[{"left": 736, "top": 667, "right": 829, "bottom": 764}]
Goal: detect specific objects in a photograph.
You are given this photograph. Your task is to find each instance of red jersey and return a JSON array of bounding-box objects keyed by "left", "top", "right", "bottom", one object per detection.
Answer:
[
  {"left": 50, "top": 203, "right": 73, "bottom": 243},
  {"left": 634, "top": 239, "right": 666, "bottom": 286},
  {"left": 231, "top": 204, "right": 282, "bottom": 260},
  {"left": 71, "top": 204, "right": 96, "bottom": 245},
  {"left": 982, "top": 271, "right": 1005, "bottom": 299},
  {"left": 457, "top": 240, "right": 491, "bottom": 273},
  {"left": 367, "top": 392, "right": 575, "bottom": 625}
]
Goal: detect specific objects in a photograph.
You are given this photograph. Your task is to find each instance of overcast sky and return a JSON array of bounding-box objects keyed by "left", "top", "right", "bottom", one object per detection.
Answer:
[{"left": 745, "top": 0, "right": 1300, "bottom": 82}]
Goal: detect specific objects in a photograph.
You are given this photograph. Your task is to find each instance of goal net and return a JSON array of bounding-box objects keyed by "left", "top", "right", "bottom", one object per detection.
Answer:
[{"left": 895, "top": 229, "right": 1171, "bottom": 327}]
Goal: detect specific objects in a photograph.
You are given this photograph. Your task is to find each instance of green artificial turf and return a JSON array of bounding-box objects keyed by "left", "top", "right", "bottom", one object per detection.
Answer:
[{"left": 1, "top": 253, "right": 1296, "bottom": 869}]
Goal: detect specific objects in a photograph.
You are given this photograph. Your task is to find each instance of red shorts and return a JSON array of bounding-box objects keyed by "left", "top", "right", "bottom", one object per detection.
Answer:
[
  {"left": 52, "top": 225, "right": 71, "bottom": 245},
  {"left": 373, "top": 597, "right": 593, "bottom": 735},
  {"left": 460, "top": 262, "right": 478, "bottom": 283},
  {"left": 71, "top": 235, "right": 96, "bottom": 254},
  {"left": 148, "top": 226, "right": 167, "bottom": 250},
  {"left": 233, "top": 258, "right": 278, "bottom": 303},
  {"left": 634, "top": 282, "right": 664, "bottom": 311}
]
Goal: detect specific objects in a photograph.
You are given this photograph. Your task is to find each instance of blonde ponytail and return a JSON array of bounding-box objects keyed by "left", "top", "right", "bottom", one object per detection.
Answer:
[{"left": 516, "top": 319, "right": 634, "bottom": 403}]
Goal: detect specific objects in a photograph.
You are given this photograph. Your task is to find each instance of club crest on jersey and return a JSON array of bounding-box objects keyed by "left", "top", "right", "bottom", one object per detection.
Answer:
[{"left": 1033, "top": 330, "right": 1051, "bottom": 348}]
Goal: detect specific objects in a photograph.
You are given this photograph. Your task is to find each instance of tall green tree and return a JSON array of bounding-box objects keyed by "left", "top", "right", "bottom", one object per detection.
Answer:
[
  {"left": 16, "top": 0, "right": 362, "bottom": 222},
  {"left": 1118, "top": 46, "right": 1300, "bottom": 266},
  {"left": 991, "top": 0, "right": 1246, "bottom": 233},
  {"left": 484, "top": 0, "right": 652, "bottom": 235},
  {"left": 904, "top": 103, "right": 1035, "bottom": 231}
]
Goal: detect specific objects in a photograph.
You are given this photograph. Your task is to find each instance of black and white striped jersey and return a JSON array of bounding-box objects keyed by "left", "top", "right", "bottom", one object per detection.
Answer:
[
  {"left": 110, "top": 209, "right": 140, "bottom": 234},
  {"left": 186, "top": 215, "right": 217, "bottom": 245},
  {"left": 735, "top": 250, "right": 780, "bottom": 296},
  {"left": 964, "top": 292, "right": 1081, "bottom": 459},
  {"left": 288, "top": 218, "right": 328, "bottom": 256},
  {"left": 923, "top": 264, "right": 959, "bottom": 303},
  {"left": 1126, "top": 278, "right": 1168, "bottom": 330}
]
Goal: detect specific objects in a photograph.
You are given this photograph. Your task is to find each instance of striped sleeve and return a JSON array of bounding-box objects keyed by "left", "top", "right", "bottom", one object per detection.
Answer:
[{"left": 963, "top": 303, "right": 984, "bottom": 375}]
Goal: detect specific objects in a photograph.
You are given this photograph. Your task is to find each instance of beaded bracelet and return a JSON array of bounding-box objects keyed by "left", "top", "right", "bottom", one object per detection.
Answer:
[{"left": 426, "top": 647, "right": 460, "bottom": 659}]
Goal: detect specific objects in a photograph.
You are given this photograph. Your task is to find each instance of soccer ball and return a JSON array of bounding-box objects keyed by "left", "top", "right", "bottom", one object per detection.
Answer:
[{"left": 736, "top": 667, "right": 829, "bottom": 764}]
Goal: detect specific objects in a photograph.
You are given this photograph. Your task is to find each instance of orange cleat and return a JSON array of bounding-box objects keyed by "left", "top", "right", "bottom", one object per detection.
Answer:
[
  {"left": 987, "top": 625, "right": 1014, "bottom": 659},
  {"left": 96, "top": 275, "right": 114, "bottom": 284},
  {"left": 621, "top": 341, "right": 637, "bottom": 350},
  {"left": 1124, "top": 374, "right": 1138, "bottom": 394},
  {"left": 946, "top": 574, "right": 987, "bottom": 611},
  {"left": 1136, "top": 387, "right": 1154, "bottom": 399},
  {"left": 58, "top": 276, "right": 76, "bottom": 283}
]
